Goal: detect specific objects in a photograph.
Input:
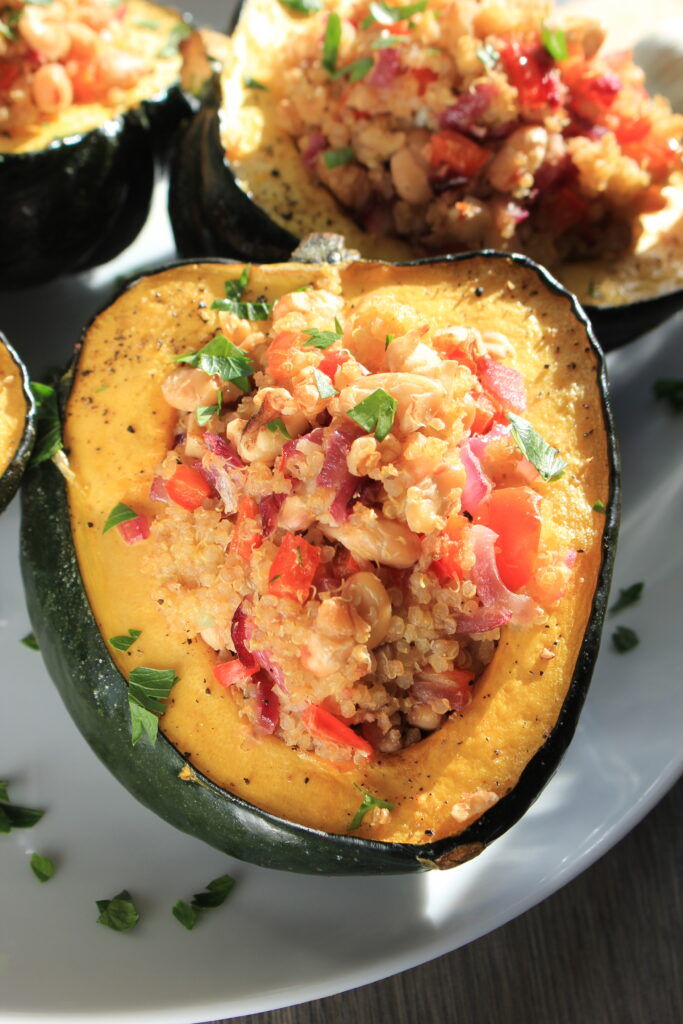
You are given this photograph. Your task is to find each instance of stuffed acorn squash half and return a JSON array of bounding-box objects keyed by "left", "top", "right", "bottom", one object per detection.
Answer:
[
  {"left": 169, "top": 0, "right": 683, "bottom": 349},
  {"left": 0, "top": 331, "right": 34, "bottom": 512},
  {"left": 0, "top": 0, "right": 191, "bottom": 288},
  {"left": 21, "top": 250, "right": 619, "bottom": 874}
]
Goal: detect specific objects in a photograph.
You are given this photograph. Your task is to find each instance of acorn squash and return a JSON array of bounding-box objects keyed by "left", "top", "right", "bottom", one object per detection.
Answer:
[
  {"left": 168, "top": 0, "right": 683, "bottom": 349},
  {"left": 0, "top": 0, "right": 191, "bottom": 289},
  {"left": 20, "top": 251, "right": 619, "bottom": 874},
  {"left": 0, "top": 331, "right": 34, "bottom": 512}
]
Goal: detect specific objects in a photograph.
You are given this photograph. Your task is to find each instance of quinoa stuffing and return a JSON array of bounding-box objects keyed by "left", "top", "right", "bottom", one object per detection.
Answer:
[
  {"left": 138, "top": 267, "right": 578, "bottom": 766},
  {"left": 263, "top": 0, "right": 683, "bottom": 267}
]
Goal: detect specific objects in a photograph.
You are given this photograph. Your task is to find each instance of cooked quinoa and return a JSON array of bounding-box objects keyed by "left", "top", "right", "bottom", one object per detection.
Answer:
[
  {"left": 266, "top": 0, "right": 683, "bottom": 265},
  {"left": 140, "top": 266, "right": 576, "bottom": 765}
]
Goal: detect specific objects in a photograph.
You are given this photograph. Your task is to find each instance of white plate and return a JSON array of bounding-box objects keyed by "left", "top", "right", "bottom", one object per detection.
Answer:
[{"left": 2, "top": 15, "right": 683, "bottom": 1020}]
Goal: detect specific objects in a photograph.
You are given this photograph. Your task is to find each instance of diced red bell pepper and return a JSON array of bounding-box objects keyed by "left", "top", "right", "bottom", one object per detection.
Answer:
[
  {"left": 117, "top": 515, "right": 150, "bottom": 544},
  {"left": 475, "top": 486, "right": 542, "bottom": 592},
  {"left": 413, "top": 67, "right": 437, "bottom": 95},
  {"left": 213, "top": 659, "right": 257, "bottom": 688},
  {"left": 302, "top": 704, "right": 373, "bottom": 757},
  {"left": 229, "top": 496, "right": 263, "bottom": 560},
  {"left": 267, "top": 533, "right": 321, "bottom": 604},
  {"left": 429, "top": 130, "right": 490, "bottom": 177},
  {"left": 317, "top": 347, "right": 349, "bottom": 381},
  {"left": 432, "top": 514, "right": 469, "bottom": 583},
  {"left": 477, "top": 355, "right": 527, "bottom": 413},
  {"left": 165, "top": 465, "right": 213, "bottom": 510}
]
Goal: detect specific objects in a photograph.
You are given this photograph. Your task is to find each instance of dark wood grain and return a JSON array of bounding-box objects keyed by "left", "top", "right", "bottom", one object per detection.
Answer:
[{"left": 208, "top": 778, "right": 682, "bottom": 1024}]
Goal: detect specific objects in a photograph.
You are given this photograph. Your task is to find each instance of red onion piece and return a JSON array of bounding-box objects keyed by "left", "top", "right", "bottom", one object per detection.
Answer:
[
  {"left": 254, "top": 672, "right": 280, "bottom": 734},
  {"left": 465, "top": 524, "right": 535, "bottom": 627},
  {"left": 317, "top": 423, "right": 363, "bottom": 524},
  {"left": 460, "top": 440, "right": 491, "bottom": 516},
  {"left": 369, "top": 48, "right": 401, "bottom": 88},
  {"left": 253, "top": 649, "right": 289, "bottom": 694},
  {"left": 259, "top": 493, "right": 286, "bottom": 537},
  {"left": 439, "top": 83, "right": 497, "bottom": 135},
  {"left": 231, "top": 602, "right": 257, "bottom": 669},
  {"left": 410, "top": 675, "right": 473, "bottom": 711},
  {"left": 302, "top": 130, "right": 326, "bottom": 171},
  {"left": 456, "top": 606, "right": 513, "bottom": 634},
  {"left": 150, "top": 476, "right": 169, "bottom": 503},
  {"left": 203, "top": 433, "right": 244, "bottom": 466},
  {"left": 116, "top": 515, "right": 150, "bottom": 544}
]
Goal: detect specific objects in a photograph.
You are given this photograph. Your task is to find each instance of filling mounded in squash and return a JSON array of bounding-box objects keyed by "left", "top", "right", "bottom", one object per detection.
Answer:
[{"left": 63, "top": 257, "right": 611, "bottom": 844}]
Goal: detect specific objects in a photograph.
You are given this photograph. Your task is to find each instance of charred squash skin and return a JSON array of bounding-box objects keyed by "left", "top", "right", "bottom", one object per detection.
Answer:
[
  {"left": 0, "top": 1, "right": 191, "bottom": 289},
  {"left": 168, "top": 1, "right": 683, "bottom": 349},
  {"left": 0, "top": 331, "right": 34, "bottom": 512},
  {"left": 20, "top": 252, "right": 619, "bottom": 874}
]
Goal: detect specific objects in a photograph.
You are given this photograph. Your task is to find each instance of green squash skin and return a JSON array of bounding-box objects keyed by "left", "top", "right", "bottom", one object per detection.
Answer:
[
  {"left": 0, "top": 82, "right": 190, "bottom": 290},
  {"left": 0, "top": 332, "right": 35, "bottom": 513},
  {"left": 20, "top": 254, "right": 620, "bottom": 875}
]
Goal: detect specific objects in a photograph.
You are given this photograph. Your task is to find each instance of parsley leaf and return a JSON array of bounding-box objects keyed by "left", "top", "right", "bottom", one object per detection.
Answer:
[
  {"left": 322, "top": 146, "right": 355, "bottom": 169},
  {"left": 96, "top": 890, "right": 140, "bottom": 932},
  {"left": 653, "top": 378, "right": 683, "bottom": 413},
  {"left": 476, "top": 42, "right": 499, "bottom": 68},
  {"left": 385, "top": 333, "right": 394, "bottom": 349},
  {"left": 127, "top": 667, "right": 178, "bottom": 746},
  {"left": 0, "top": 801, "right": 44, "bottom": 833},
  {"left": 244, "top": 75, "right": 267, "bottom": 90},
  {"left": 330, "top": 56, "right": 373, "bottom": 82},
  {"left": 173, "top": 874, "right": 236, "bottom": 928},
  {"left": 362, "top": 0, "right": 427, "bottom": 28},
  {"left": 102, "top": 502, "right": 138, "bottom": 534},
  {"left": 541, "top": 23, "right": 568, "bottom": 61},
  {"left": 30, "top": 853, "right": 55, "bottom": 883},
  {"left": 313, "top": 367, "right": 337, "bottom": 398},
  {"left": 612, "top": 625, "right": 639, "bottom": 654},
  {"left": 322, "top": 11, "right": 341, "bottom": 73},
  {"left": 21, "top": 632, "right": 39, "bottom": 651},
  {"left": 175, "top": 334, "right": 254, "bottom": 393},
  {"left": 506, "top": 413, "right": 567, "bottom": 482},
  {"left": 372, "top": 34, "right": 410, "bottom": 48},
  {"left": 109, "top": 629, "right": 142, "bottom": 652},
  {"left": 29, "top": 382, "right": 63, "bottom": 467},
  {"left": 210, "top": 297, "right": 272, "bottom": 321},
  {"left": 303, "top": 319, "right": 343, "bottom": 348},
  {"left": 196, "top": 391, "right": 223, "bottom": 425},
  {"left": 347, "top": 785, "right": 395, "bottom": 831},
  {"left": 609, "top": 582, "right": 644, "bottom": 615},
  {"left": 593, "top": 500, "right": 606, "bottom": 513},
  {"left": 172, "top": 899, "right": 200, "bottom": 930},
  {"left": 278, "top": 0, "right": 321, "bottom": 12},
  {"left": 224, "top": 267, "right": 249, "bottom": 302},
  {"left": 347, "top": 388, "right": 397, "bottom": 442},
  {"left": 157, "top": 20, "right": 192, "bottom": 57},
  {"left": 267, "top": 418, "right": 292, "bottom": 439}
]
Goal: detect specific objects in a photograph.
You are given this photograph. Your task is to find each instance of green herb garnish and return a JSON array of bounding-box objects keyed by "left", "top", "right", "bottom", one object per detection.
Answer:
[
  {"left": 303, "top": 319, "right": 343, "bottom": 348},
  {"left": 29, "top": 382, "right": 63, "bottom": 467},
  {"left": 653, "top": 378, "right": 683, "bottom": 413},
  {"left": 0, "top": 781, "right": 8, "bottom": 802},
  {"left": 347, "top": 785, "right": 395, "bottom": 830},
  {"left": 609, "top": 582, "right": 644, "bottom": 615},
  {"left": 541, "top": 23, "right": 568, "bottom": 62},
  {"left": 175, "top": 334, "right": 254, "bottom": 393},
  {"left": 313, "top": 367, "right": 337, "bottom": 399},
  {"left": 30, "top": 853, "right": 55, "bottom": 883},
  {"left": 134, "top": 18, "right": 161, "bottom": 28},
  {"left": 506, "top": 413, "right": 567, "bottom": 482},
  {"left": 612, "top": 625, "right": 639, "bottom": 654},
  {"left": 157, "top": 20, "right": 192, "bottom": 57},
  {"left": 173, "top": 873, "right": 236, "bottom": 929},
  {"left": 322, "top": 10, "right": 341, "bottom": 72},
  {"left": 592, "top": 500, "right": 606, "bottom": 513},
  {"left": 211, "top": 297, "right": 272, "bottom": 321},
  {"left": 172, "top": 900, "right": 200, "bottom": 930},
  {"left": 96, "top": 890, "right": 140, "bottom": 932},
  {"left": 110, "top": 629, "right": 142, "bottom": 652},
  {"left": 385, "top": 333, "right": 394, "bottom": 349},
  {"left": 0, "top": 799, "right": 44, "bottom": 834},
  {"left": 127, "top": 667, "right": 179, "bottom": 746},
  {"left": 267, "top": 418, "right": 292, "bottom": 439},
  {"left": 244, "top": 75, "right": 267, "bottom": 90},
  {"left": 103, "top": 502, "right": 138, "bottom": 534},
  {"left": 362, "top": 0, "right": 427, "bottom": 28},
  {"left": 371, "top": 34, "right": 410, "bottom": 48},
  {"left": 21, "top": 632, "right": 39, "bottom": 651},
  {"left": 278, "top": 0, "right": 321, "bottom": 12},
  {"left": 224, "top": 266, "right": 249, "bottom": 301},
  {"left": 322, "top": 146, "right": 355, "bottom": 168},
  {"left": 330, "top": 56, "right": 374, "bottom": 82},
  {"left": 196, "top": 391, "right": 223, "bottom": 425},
  {"left": 347, "top": 388, "right": 397, "bottom": 442},
  {"left": 476, "top": 42, "right": 499, "bottom": 68}
]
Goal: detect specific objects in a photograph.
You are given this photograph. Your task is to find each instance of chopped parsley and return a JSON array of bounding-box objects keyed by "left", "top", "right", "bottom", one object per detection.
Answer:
[
  {"left": 175, "top": 334, "right": 254, "bottom": 393},
  {"left": 267, "top": 417, "right": 292, "bottom": 439},
  {"left": 0, "top": 782, "right": 44, "bottom": 834},
  {"left": 96, "top": 890, "right": 140, "bottom": 932},
  {"left": 330, "top": 56, "right": 374, "bottom": 82},
  {"left": 134, "top": 18, "right": 161, "bottom": 28},
  {"left": 21, "top": 632, "right": 39, "bottom": 651},
  {"left": 109, "top": 629, "right": 142, "bottom": 652},
  {"left": 102, "top": 502, "right": 138, "bottom": 534},
  {"left": 506, "top": 413, "right": 567, "bottom": 482},
  {"left": 196, "top": 391, "right": 223, "bottom": 425},
  {"left": 322, "top": 11, "right": 341, "bottom": 73},
  {"left": 476, "top": 42, "right": 499, "bottom": 68},
  {"left": 609, "top": 582, "right": 644, "bottom": 615},
  {"left": 29, "top": 381, "right": 63, "bottom": 467},
  {"left": 612, "top": 625, "right": 639, "bottom": 654},
  {"left": 303, "top": 319, "right": 343, "bottom": 348},
  {"left": 173, "top": 873, "right": 236, "bottom": 929},
  {"left": 127, "top": 666, "right": 179, "bottom": 746},
  {"left": 157, "top": 20, "right": 192, "bottom": 57},
  {"left": 277, "top": 0, "right": 321, "bottom": 12},
  {"left": 244, "top": 75, "right": 267, "bottom": 90},
  {"left": 347, "top": 785, "right": 395, "bottom": 830},
  {"left": 313, "top": 367, "right": 337, "bottom": 398},
  {"left": 541, "top": 23, "right": 568, "bottom": 62},
  {"left": 385, "top": 333, "right": 394, "bottom": 349},
  {"left": 372, "top": 34, "right": 410, "bottom": 48},
  {"left": 362, "top": 0, "right": 428, "bottom": 28},
  {"left": 322, "top": 146, "right": 355, "bottom": 168},
  {"left": 211, "top": 269, "right": 272, "bottom": 321},
  {"left": 653, "top": 378, "right": 683, "bottom": 413},
  {"left": 347, "top": 388, "right": 397, "bottom": 442},
  {"left": 592, "top": 500, "right": 606, "bottom": 513},
  {"left": 30, "top": 853, "right": 55, "bottom": 883}
]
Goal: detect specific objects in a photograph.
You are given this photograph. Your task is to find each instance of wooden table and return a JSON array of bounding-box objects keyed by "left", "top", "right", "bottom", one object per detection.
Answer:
[{"left": 208, "top": 777, "right": 682, "bottom": 1024}]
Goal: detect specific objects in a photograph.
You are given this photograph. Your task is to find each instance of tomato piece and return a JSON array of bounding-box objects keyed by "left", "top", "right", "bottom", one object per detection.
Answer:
[
  {"left": 213, "top": 659, "right": 257, "bottom": 688},
  {"left": 618, "top": 123, "right": 681, "bottom": 175},
  {"left": 475, "top": 486, "right": 542, "bottom": 591},
  {"left": 302, "top": 704, "right": 373, "bottom": 757},
  {"left": 317, "top": 347, "right": 349, "bottom": 381},
  {"left": 267, "top": 533, "right": 321, "bottom": 604},
  {"left": 499, "top": 41, "right": 563, "bottom": 111},
  {"left": 266, "top": 330, "right": 300, "bottom": 384},
  {"left": 432, "top": 514, "right": 469, "bottom": 583},
  {"left": 429, "top": 130, "right": 490, "bottom": 177},
  {"left": 116, "top": 515, "right": 150, "bottom": 544},
  {"left": 165, "top": 465, "right": 213, "bottom": 510},
  {"left": 229, "top": 496, "right": 263, "bottom": 560},
  {"left": 477, "top": 355, "right": 527, "bottom": 413},
  {"left": 413, "top": 67, "right": 437, "bottom": 95}
]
